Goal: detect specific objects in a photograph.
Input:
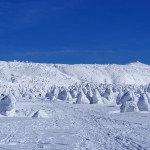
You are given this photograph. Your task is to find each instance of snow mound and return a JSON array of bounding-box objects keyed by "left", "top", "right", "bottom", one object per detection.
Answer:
[
  {"left": 0, "top": 94, "right": 16, "bottom": 116},
  {"left": 5, "top": 109, "right": 16, "bottom": 117},
  {"left": 32, "top": 110, "right": 49, "bottom": 118}
]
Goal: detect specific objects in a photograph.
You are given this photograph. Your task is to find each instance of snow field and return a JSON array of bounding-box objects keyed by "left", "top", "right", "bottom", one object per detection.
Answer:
[{"left": 0, "top": 61, "right": 149, "bottom": 149}]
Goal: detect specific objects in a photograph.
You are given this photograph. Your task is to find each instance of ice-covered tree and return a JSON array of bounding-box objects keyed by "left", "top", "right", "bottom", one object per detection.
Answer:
[
  {"left": 92, "top": 89, "right": 103, "bottom": 104},
  {"left": 137, "top": 93, "right": 150, "bottom": 111},
  {"left": 0, "top": 94, "right": 16, "bottom": 116},
  {"left": 120, "top": 91, "right": 139, "bottom": 112},
  {"left": 76, "top": 90, "right": 90, "bottom": 104}
]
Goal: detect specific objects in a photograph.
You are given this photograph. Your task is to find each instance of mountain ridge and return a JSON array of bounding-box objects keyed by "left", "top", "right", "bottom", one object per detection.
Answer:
[{"left": 0, "top": 61, "right": 149, "bottom": 86}]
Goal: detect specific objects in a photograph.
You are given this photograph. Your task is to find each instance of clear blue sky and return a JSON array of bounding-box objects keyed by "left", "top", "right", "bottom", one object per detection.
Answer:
[{"left": 0, "top": 0, "right": 150, "bottom": 64}]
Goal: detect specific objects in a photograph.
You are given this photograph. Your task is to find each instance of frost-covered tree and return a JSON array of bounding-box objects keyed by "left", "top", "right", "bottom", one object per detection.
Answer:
[
  {"left": 70, "top": 88, "right": 78, "bottom": 98},
  {"left": 76, "top": 90, "right": 90, "bottom": 104},
  {"left": 46, "top": 87, "right": 59, "bottom": 101},
  {"left": 58, "top": 88, "right": 72, "bottom": 101},
  {"left": 102, "top": 86, "right": 114, "bottom": 101},
  {"left": 0, "top": 94, "right": 16, "bottom": 116},
  {"left": 116, "top": 91, "right": 124, "bottom": 105},
  {"left": 120, "top": 91, "right": 139, "bottom": 112},
  {"left": 137, "top": 93, "right": 150, "bottom": 111},
  {"left": 92, "top": 89, "right": 103, "bottom": 104}
]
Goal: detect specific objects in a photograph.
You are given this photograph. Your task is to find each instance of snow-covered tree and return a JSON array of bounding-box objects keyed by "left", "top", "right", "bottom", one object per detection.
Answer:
[
  {"left": 137, "top": 93, "right": 150, "bottom": 111},
  {"left": 92, "top": 89, "right": 103, "bottom": 104},
  {"left": 76, "top": 90, "right": 90, "bottom": 104},
  {"left": 120, "top": 91, "right": 139, "bottom": 112},
  {"left": 0, "top": 94, "right": 16, "bottom": 116}
]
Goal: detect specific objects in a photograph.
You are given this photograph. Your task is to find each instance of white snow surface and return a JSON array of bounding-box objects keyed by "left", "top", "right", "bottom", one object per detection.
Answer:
[
  {"left": 0, "top": 61, "right": 149, "bottom": 85},
  {"left": 0, "top": 99, "right": 150, "bottom": 150},
  {"left": 0, "top": 61, "right": 150, "bottom": 149}
]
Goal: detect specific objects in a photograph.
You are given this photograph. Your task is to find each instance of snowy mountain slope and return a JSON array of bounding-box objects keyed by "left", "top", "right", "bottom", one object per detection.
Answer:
[
  {"left": 0, "top": 61, "right": 80, "bottom": 86},
  {"left": 0, "top": 61, "right": 150, "bottom": 86},
  {"left": 55, "top": 62, "right": 150, "bottom": 85}
]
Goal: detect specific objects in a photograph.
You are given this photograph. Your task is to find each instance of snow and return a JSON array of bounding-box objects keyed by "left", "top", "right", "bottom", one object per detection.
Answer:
[
  {"left": 92, "top": 88, "right": 104, "bottom": 104},
  {"left": 0, "top": 100, "right": 149, "bottom": 149},
  {"left": 32, "top": 110, "right": 49, "bottom": 118},
  {"left": 137, "top": 93, "right": 150, "bottom": 111},
  {"left": 0, "top": 94, "right": 16, "bottom": 116},
  {"left": 0, "top": 61, "right": 149, "bottom": 86},
  {"left": 120, "top": 91, "right": 139, "bottom": 112},
  {"left": 76, "top": 90, "right": 90, "bottom": 104},
  {"left": 0, "top": 61, "right": 149, "bottom": 149}
]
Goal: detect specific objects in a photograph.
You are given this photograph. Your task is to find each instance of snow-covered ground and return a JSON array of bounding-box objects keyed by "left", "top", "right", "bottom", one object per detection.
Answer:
[
  {"left": 0, "top": 61, "right": 150, "bottom": 149},
  {"left": 0, "top": 61, "right": 150, "bottom": 86},
  {"left": 0, "top": 99, "right": 150, "bottom": 150}
]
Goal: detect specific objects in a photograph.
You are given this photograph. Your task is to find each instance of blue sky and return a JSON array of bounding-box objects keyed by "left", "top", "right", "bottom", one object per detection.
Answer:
[{"left": 0, "top": 0, "right": 150, "bottom": 64}]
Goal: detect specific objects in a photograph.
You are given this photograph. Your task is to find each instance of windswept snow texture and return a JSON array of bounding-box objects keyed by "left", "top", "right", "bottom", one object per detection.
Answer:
[
  {"left": 0, "top": 61, "right": 149, "bottom": 85},
  {"left": 0, "top": 100, "right": 150, "bottom": 150},
  {"left": 0, "top": 61, "right": 150, "bottom": 149}
]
